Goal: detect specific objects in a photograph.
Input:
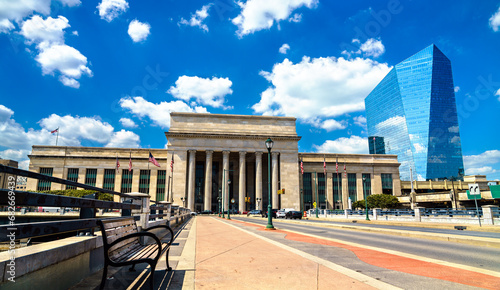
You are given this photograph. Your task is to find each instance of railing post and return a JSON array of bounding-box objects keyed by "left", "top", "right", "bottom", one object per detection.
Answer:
[
  {"left": 79, "top": 193, "right": 97, "bottom": 236},
  {"left": 158, "top": 201, "right": 172, "bottom": 226},
  {"left": 127, "top": 193, "right": 151, "bottom": 230},
  {"left": 414, "top": 207, "right": 424, "bottom": 222},
  {"left": 373, "top": 208, "right": 381, "bottom": 220},
  {"left": 344, "top": 209, "right": 351, "bottom": 219},
  {"left": 482, "top": 205, "right": 497, "bottom": 225}
]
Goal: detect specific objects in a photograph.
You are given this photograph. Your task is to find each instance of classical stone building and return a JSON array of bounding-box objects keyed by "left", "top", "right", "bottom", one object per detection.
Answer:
[
  {"left": 0, "top": 159, "right": 18, "bottom": 190},
  {"left": 26, "top": 113, "right": 401, "bottom": 212}
]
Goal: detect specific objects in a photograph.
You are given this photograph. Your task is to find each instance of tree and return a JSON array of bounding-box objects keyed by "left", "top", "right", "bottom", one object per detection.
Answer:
[
  {"left": 351, "top": 194, "right": 399, "bottom": 209},
  {"left": 37, "top": 189, "right": 113, "bottom": 201}
]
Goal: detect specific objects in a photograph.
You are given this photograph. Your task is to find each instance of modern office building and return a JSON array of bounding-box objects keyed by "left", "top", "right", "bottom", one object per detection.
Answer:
[
  {"left": 26, "top": 113, "right": 401, "bottom": 212},
  {"left": 365, "top": 44, "right": 464, "bottom": 181}
]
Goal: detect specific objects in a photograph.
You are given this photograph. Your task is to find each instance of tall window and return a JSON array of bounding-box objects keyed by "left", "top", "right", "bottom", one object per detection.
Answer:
[
  {"left": 156, "top": 170, "right": 166, "bottom": 201},
  {"left": 362, "top": 173, "right": 371, "bottom": 196},
  {"left": 382, "top": 173, "right": 393, "bottom": 195},
  {"left": 103, "top": 169, "right": 116, "bottom": 191},
  {"left": 37, "top": 167, "right": 53, "bottom": 191},
  {"left": 195, "top": 162, "right": 204, "bottom": 204},
  {"left": 303, "top": 173, "right": 312, "bottom": 209},
  {"left": 85, "top": 169, "right": 97, "bottom": 186},
  {"left": 139, "top": 170, "right": 151, "bottom": 194},
  {"left": 317, "top": 173, "right": 325, "bottom": 208},
  {"left": 332, "top": 173, "right": 342, "bottom": 206},
  {"left": 121, "top": 169, "right": 133, "bottom": 193},
  {"left": 348, "top": 173, "right": 357, "bottom": 202},
  {"left": 66, "top": 168, "right": 79, "bottom": 190}
]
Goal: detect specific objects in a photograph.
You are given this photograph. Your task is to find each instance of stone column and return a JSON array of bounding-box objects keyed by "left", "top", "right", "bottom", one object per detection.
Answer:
[
  {"left": 326, "top": 172, "right": 333, "bottom": 210},
  {"left": 187, "top": 150, "right": 196, "bottom": 210},
  {"left": 239, "top": 152, "right": 246, "bottom": 213},
  {"left": 255, "top": 152, "right": 263, "bottom": 211},
  {"left": 482, "top": 205, "right": 498, "bottom": 225},
  {"left": 222, "top": 151, "right": 230, "bottom": 211},
  {"left": 272, "top": 152, "right": 279, "bottom": 209},
  {"left": 414, "top": 207, "right": 424, "bottom": 222},
  {"left": 204, "top": 150, "right": 213, "bottom": 211}
]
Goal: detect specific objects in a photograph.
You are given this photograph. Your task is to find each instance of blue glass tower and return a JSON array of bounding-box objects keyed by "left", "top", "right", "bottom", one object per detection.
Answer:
[{"left": 365, "top": 44, "right": 464, "bottom": 181}]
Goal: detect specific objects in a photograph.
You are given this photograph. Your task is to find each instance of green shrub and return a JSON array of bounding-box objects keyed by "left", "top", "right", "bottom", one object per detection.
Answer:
[
  {"left": 36, "top": 189, "right": 113, "bottom": 201},
  {"left": 351, "top": 194, "right": 399, "bottom": 209}
]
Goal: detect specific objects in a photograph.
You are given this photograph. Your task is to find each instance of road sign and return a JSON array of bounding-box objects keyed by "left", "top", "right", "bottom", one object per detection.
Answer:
[{"left": 468, "top": 183, "right": 480, "bottom": 195}]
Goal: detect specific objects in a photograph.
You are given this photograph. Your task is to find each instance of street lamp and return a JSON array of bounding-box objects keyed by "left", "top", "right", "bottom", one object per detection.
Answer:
[
  {"left": 362, "top": 176, "right": 370, "bottom": 221},
  {"left": 217, "top": 189, "right": 222, "bottom": 217},
  {"left": 180, "top": 197, "right": 186, "bottom": 208},
  {"left": 256, "top": 197, "right": 261, "bottom": 211},
  {"left": 265, "top": 138, "right": 275, "bottom": 230},
  {"left": 227, "top": 179, "right": 232, "bottom": 220}
]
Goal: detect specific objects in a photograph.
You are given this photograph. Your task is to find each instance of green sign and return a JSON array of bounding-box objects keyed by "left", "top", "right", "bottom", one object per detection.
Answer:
[
  {"left": 466, "top": 190, "right": 481, "bottom": 200},
  {"left": 490, "top": 185, "right": 500, "bottom": 199}
]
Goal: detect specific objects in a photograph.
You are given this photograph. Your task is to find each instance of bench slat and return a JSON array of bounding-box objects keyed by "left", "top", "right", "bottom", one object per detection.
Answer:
[
  {"left": 105, "top": 225, "right": 138, "bottom": 244},
  {"left": 102, "top": 219, "right": 137, "bottom": 230}
]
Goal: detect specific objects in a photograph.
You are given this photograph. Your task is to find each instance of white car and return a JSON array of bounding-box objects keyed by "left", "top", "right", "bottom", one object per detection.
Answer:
[{"left": 276, "top": 209, "right": 286, "bottom": 218}]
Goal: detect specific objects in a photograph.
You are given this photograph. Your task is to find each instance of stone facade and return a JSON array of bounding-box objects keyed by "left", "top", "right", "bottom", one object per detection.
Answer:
[
  {"left": 26, "top": 112, "right": 402, "bottom": 212},
  {"left": 0, "top": 159, "right": 18, "bottom": 190}
]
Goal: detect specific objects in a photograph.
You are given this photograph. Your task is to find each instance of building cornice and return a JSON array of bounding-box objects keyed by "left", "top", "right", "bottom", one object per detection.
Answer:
[{"left": 165, "top": 132, "right": 302, "bottom": 141}]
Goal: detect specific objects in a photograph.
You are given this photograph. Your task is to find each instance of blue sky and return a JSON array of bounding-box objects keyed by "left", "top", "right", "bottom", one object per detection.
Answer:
[{"left": 0, "top": 0, "right": 499, "bottom": 180}]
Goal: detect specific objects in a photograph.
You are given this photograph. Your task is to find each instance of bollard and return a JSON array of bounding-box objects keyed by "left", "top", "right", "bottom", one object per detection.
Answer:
[
  {"left": 344, "top": 209, "right": 351, "bottom": 219},
  {"left": 373, "top": 208, "right": 381, "bottom": 220},
  {"left": 481, "top": 205, "right": 498, "bottom": 225},
  {"left": 414, "top": 207, "right": 424, "bottom": 222}
]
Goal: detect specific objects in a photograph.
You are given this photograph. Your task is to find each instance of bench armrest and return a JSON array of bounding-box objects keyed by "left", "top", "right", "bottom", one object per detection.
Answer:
[{"left": 143, "top": 225, "right": 174, "bottom": 246}]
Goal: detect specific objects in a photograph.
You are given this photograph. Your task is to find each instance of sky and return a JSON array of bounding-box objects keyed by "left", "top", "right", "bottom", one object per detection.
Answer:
[{"left": 0, "top": 0, "right": 499, "bottom": 180}]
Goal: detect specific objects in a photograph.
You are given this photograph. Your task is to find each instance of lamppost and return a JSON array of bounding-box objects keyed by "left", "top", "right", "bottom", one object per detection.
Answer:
[
  {"left": 256, "top": 197, "right": 261, "bottom": 211},
  {"left": 217, "top": 189, "right": 222, "bottom": 217},
  {"left": 227, "top": 179, "right": 232, "bottom": 220},
  {"left": 180, "top": 197, "right": 186, "bottom": 208},
  {"left": 362, "top": 176, "right": 370, "bottom": 221},
  {"left": 449, "top": 176, "right": 458, "bottom": 209},
  {"left": 265, "top": 138, "right": 275, "bottom": 230}
]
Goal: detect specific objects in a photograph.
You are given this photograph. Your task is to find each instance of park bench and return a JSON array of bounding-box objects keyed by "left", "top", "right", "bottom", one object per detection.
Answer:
[{"left": 97, "top": 217, "right": 174, "bottom": 289}]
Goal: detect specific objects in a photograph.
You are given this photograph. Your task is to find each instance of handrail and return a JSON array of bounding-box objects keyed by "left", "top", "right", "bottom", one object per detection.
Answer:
[{"left": 0, "top": 164, "right": 138, "bottom": 199}]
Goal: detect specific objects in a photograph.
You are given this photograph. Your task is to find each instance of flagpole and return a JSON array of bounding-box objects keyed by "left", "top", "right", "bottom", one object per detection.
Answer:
[{"left": 55, "top": 128, "right": 59, "bottom": 146}]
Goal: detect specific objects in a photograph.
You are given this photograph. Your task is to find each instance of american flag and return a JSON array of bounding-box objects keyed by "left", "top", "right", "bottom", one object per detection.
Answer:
[
  {"left": 323, "top": 156, "right": 326, "bottom": 175},
  {"left": 336, "top": 157, "right": 338, "bottom": 174},
  {"left": 300, "top": 159, "right": 304, "bottom": 175},
  {"left": 116, "top": 156, "right": 120, "bottom": 172},
  {"left": 170, "top": 154, "right": 174, "bottom": 171},
  {"left": 51, "top": 128, "right": 58, "bottom": 134},
  {"left": 344, "top": 162, "right": 346, "bottom": 178},
  {"left": 149, "top": 152, "right": 160, "bottom": 167}
]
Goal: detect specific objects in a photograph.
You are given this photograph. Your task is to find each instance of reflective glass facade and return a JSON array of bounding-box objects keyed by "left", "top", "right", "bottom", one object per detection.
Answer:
[{"left": 365, "top": 44, "right": 464, "bottom": 181}]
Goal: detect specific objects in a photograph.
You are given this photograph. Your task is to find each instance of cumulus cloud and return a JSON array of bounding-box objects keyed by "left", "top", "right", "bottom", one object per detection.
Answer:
[
  {"left": 105, "top": 129, "right": 140, "bottom": 148},
  {"left": 252, "top": 56, "right": 390, "bottom": 122},
  {"left": 168, "top": 76, "right": 233, "bottom": 108},
  {"left": 97, "top": 0, "right": 129, "bottom": 22},
  {"left": 279, "top": 43, "right": 290, "bottom": 54},
  {"left": 342, "top": 38, "right": 385, "bottom": 58},
  {"left": 21, "top": 15, "right": 69, "bottom": 46},
  {"left": 0, "top": 19, "right": 15, "bottom": 33},
  {"left": 496, "top": 88, "right": 500, "bottom": 101},
  {"left": 464, "top": 150, "right": 500, "bottom": 170},
  {"left": 313, "top": 135, "right": 369, "bottom": 154},
  {"left": 232, "top": 0, "right": 318, "bottom": 37},
  {"left": 320, "top": 119, "right": 346, "bottom": 131},
  {"left": 353, "top": 116, "right": 367, "bottom": 128},
  {"left": 0, "top": 0, "right": 51, "bottom": 25},
  {"left": 489, "top": 6, "right": 500, "bottom": 32},
  {"left": 119, "top": 96, "right": 208, "bottom": 129},
  {"left": 119, "top": 118, "right": 137, "bottom": 128},
  {"left": 454, "top": 86, "right": 460, "bottom": 93},
  {"left": 128, "top": 19, "right": 150, "bottom": 42},
  {"left": 56, "top": 0, "right": 81, "bottom": 7},
  {"left": 465, "top": 166, "right": 497, "bottom": 176},
  {"left": 178, "top": 4, "right": 212, "bottom": 32},
  {"left": 35, "top": 44, "right": 92, "bottom": 88}
]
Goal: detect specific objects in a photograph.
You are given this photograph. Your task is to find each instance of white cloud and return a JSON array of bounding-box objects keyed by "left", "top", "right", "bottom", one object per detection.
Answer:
[
  {"left": 0, "top": 104, "right": 14, "bottom": 122},
  {"left": 464, "top": 150, "right": 500, "bottom": 169},
  {"left": 288, "top": 13, "right": 302, "bottom": 23},
  {"left": 119, "top": 96, "right": 208, "bottom": 129},
  {"left": 178, "top": 4, "right": 212, "bottom": 32},
  {"left": 343, "top": 38, "right": 385, "bottom": 58},
  {"left": 21, "top": 15, "right": 69, "bottom": 46},
  {"left": 313, "top": 135, "right": 368, "bottom": 154},
  {"left": 232, "top": 0, "right": 318, "bottom": 37},
  {"left": 496, "top": 88, "right": 500, "bottom": 101},
  {"left": 489, "top": 7, "right": 500, "bottom": 32},
  {"left": 128, "top": 19, "right": 150, "bottom": 42},
  {"left": 359, "top": 38, "right": 385, "bottom": 58},
  {"left": 97, "top": 0, "right": 129, "bottom": 22},
  {"left": 39, "top": 114, "right": 115, "bottom": 144},
  {"left": 465, "top": 166, "right": 497, "bottom": 176},
  {"left": 0, "top": 0, "right": 51, "bottom": 25},
  {"left": 0, "top": 149, "right": 30, "bottom": 161},
  {"left": 319, "top": 119, "right": 346, "bottom": 131},
  {"left": 119, "top": 117, "right": 137, "bottom": 128},
  {"left": 0, "top": 19, "right": 15, "bottom": 33},
  {"left": 279, "top": 43, "right": 290, "bottom": 54},
  {"left": 454, "top": 86, "right": 460, "bottom": 93},
  {"left": 105, "top": 129, "right": 140, "bottom": 148},
  {"left": 36, "top": 44, "right": 92, "bottom": 88},
  {"left": 353, "top": 116, "right": 366, "bottom": 128},
  {"left": 252, "top": 56, "right": 390, "bottom": 121},
  {"left": 57, "top": 0, "right": 81, "bottom": 7},
  {"left": 168, "top": 76, "right": 233, "bottom": 108}
]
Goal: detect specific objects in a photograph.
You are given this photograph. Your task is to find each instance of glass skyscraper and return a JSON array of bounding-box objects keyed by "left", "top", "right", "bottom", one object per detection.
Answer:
[{"left": 365, "top": 44, "right": 464, "bottom": 181}]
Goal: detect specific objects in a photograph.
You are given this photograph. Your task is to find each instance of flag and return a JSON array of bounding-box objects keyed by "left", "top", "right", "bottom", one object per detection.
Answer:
[
  {"left": 129, "top": 152, "right": 132, "bottom": 172},
  {"left": 51, "top": 128, "right": 59, "bottom": 134},
  {"left": 344, "top": 162, "right": 346, "bottom": 178},
  {"left": 300, "top": 158, "right": 304, "bottom": 175},
  {"left": 149, "top": 152, "right": 160, "bottom": 167},
  {"left": 116, "top": 156, "right": 120, "bottom": 172},
  {"left": 336, "top": 156, "right": 338, "bottom": 174},
  {"left": 170, "top": 154, "right": 174, "bottom": 172},
  {"left": 323, "top": 156, "right": 326, "bottom": 175}
]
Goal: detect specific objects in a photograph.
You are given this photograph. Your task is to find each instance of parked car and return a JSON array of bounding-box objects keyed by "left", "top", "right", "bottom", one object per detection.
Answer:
[
  {"left": 285, "top": 211, "right": 302, "bottom": 219},
  {"left": 276, "top": 209, "right": 286, "bottom": 218},
  {"left": 263, "top": 209, "right": 279, "bottom": 218},
  {"left": 242, "top": 211, "right": 248, "bottom": 215},
  {"left": 247, "top": 210, "right": 262, "bottom": 217},
  {"left": 190, "top": 211, "right": 198, "bottom": 216},
  {"left": 200, "top": 210, "right": 212, "bottom": 215}
]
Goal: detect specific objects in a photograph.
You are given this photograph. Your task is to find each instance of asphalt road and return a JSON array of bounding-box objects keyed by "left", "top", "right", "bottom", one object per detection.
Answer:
[{"left": 234, "top": 216, "right": 500, "bottom": 273}]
